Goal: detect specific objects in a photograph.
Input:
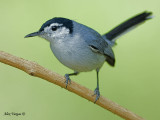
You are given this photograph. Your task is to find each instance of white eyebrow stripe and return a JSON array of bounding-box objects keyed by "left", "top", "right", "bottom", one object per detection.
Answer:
[{"left": 50, "top": 23, "right": 63, "bottom": 27}]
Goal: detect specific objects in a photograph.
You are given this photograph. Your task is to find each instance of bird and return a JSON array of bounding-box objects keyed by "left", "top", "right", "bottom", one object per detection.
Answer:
[{"left": 25, "top": 11, "right": 152, "bottom": 102}]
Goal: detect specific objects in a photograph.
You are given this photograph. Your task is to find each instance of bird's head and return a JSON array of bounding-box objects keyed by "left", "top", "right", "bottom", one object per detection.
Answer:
[{"left": 25, "top": 17, "right": 73, "bottom": 41}]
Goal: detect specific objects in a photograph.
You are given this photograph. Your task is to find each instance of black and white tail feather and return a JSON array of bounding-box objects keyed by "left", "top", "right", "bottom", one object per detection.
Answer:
[{"left": 102, "top": 11, "right": 153, "bottom": 47}]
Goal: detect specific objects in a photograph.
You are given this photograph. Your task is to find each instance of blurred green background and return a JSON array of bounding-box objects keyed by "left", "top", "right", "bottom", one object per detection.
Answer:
[{"left": 0, "top": 0, "right": 160, "bottom": 120}]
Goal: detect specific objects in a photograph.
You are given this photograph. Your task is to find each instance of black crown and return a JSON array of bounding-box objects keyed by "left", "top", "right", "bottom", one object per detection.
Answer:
[{"left": 39, "top": 17, "right": 73, "bottom": 34}]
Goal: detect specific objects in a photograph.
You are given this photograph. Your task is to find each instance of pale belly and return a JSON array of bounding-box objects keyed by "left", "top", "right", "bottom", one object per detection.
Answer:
[{"left": 50, "top": 40, "right": 106, "bottom": 72}]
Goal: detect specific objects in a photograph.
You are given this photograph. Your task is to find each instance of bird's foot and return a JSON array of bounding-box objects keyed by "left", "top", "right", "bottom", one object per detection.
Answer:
[
  {"left": 93, "top": 87, "right": 100, "bottom": 103},
  {"left": 64, "top": 74, "right": 71, "bottom": 88}
]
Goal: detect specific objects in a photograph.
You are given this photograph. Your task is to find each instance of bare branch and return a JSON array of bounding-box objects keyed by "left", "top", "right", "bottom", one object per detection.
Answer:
[{"left": 0, "top": 50, "right": 144, "bottom": 120}]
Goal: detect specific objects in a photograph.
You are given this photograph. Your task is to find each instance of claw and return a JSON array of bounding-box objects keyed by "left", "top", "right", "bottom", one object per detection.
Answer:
[
  {"left": 93, "top": 87, "right": 100, "bottom": 103},
  {"left": 65, "top": 74, "right": 71, "bottom": 88}
]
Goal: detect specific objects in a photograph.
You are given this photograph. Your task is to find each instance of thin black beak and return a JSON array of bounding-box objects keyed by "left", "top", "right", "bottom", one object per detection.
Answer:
[{"left": 24, "top": 31, "right": 41, "bottom": 38}]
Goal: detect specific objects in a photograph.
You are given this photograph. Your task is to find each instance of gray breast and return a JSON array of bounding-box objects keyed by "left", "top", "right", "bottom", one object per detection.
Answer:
[{"left": 50, "top": 34, "right": 106, "bottom": 72}]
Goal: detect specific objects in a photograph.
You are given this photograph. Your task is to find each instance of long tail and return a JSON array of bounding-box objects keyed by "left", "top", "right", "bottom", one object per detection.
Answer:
[{"left": 102, "top": 11, "right": 153, "bottom": 46}]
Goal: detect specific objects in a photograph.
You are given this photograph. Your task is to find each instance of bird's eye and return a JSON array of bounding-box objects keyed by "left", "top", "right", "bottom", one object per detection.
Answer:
[{"left": 51, "top": 26, "right": 58, "bottom": 31}]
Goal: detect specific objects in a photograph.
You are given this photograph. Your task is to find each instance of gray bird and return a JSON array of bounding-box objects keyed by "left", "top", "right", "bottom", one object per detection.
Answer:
[{"left": 25, "top": 11, "right": 152, "bottom": 102}]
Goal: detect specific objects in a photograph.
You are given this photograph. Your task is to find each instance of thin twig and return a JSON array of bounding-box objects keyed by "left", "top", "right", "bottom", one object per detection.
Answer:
[{"left": 0, "top": 50, "right": 144, "bottom": 120}]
